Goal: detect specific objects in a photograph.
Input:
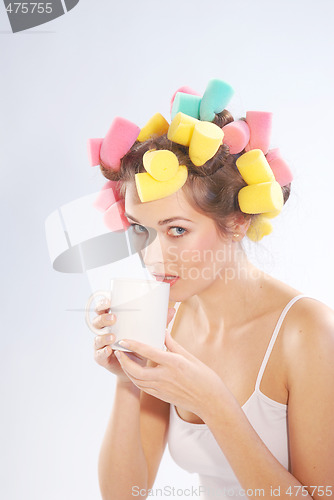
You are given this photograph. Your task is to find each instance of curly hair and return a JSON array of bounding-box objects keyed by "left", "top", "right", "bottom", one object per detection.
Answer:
[{"left": 99, "top": 110, "right": 291, "bottom": 239}]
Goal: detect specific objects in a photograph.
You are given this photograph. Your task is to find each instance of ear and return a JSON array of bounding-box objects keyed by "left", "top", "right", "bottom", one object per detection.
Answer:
[{"left": 227, "top": 213, "right": 251, "bottom": 238}]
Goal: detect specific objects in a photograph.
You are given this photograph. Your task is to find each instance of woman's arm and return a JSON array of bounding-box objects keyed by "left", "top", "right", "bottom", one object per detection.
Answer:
[
  {"left": 98, "top": 374, "right": 170, "bottom": 500},
  {"left": 201, "top": 303, "right": 334, "bottom": 500},
  {"left": 95, "top": 302, "right": 175, "bottom": 500},
  {"left": 285, "top": 302, "right": 334, "bottom": 495},
  {"left": 98, "top": 380, "right": 147, "bottom": 500}
]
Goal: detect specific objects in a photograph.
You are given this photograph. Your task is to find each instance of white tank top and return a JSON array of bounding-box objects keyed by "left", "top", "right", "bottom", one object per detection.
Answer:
[{"left": 167, "top": 294, "right": 311, "bottom": 499}]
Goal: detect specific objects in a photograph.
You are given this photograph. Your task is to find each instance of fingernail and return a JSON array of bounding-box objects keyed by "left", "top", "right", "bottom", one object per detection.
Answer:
[
  {"left": 106, "top": 314, "right": 115, "bottom": 322},
  {"left": 118, "top": 340, "right": 129, "bottom": 348}
]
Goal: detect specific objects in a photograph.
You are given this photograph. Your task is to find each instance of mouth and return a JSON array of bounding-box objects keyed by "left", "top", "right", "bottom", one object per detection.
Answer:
[{"left": 151, "top": 273, "right": 180, "bottom": 286}]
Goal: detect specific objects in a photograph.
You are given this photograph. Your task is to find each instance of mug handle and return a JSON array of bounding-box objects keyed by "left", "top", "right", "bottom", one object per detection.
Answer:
[{"left": 85, "top": 290, "right": 111, "bottom": 335}]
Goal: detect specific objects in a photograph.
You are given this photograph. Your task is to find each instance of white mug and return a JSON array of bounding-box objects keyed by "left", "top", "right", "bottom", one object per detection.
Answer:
[{"left": 85, "top": 278, "right": 170, "bottom": 352}]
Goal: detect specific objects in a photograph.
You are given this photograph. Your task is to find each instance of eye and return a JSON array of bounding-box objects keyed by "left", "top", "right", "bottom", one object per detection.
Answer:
[
  {"left": 130, "top": 223, "right": 148, "bottom": 235},
  {"left": 168, "top": 226, "right": 187, "bottom": 238}
]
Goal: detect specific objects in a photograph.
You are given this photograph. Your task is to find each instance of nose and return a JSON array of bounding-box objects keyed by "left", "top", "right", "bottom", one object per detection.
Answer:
[{"left": 142, "top": 231, "right": 166, "bottom": 268}]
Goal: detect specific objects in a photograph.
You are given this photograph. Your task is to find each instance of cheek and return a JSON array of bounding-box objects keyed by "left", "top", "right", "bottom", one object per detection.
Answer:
[
  {"left": 167, "top": 233, "right": 229, "bottom": 301},
  {"left": 169, "top": 231, "right": 224, "bottom": 270},
  {"left": 195, "top": 231, "right": 218, "bottom": 253}
]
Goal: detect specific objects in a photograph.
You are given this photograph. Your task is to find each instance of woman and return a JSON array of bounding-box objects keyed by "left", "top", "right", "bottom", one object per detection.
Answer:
[{"left": 90, "top": 82, "right": 334, "bottom": 499}]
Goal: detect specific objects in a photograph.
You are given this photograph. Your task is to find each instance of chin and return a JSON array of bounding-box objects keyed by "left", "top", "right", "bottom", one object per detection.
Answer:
[
  {"left": 168, "top": 284, "right": 186, "bottom": 303},
  {"left": 170, "top": 276, "right": 218, "bottom": 304},
  {"left": 168, "top": 281, "right": 198, "bottom": 304}
]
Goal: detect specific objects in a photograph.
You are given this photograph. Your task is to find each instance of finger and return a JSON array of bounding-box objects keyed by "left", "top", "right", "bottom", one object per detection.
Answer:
[
  {"left": 116, "top": 339, "right": 170, "bottom": 365},
  {"left": 94, "top": 333, "right": 115, "bottom": 350},
  {"left": 121, "top": 373, "right": 157, "bottom": 394},
  {"left": 115, "top": 350, "right": 160, "bottom": 381},
  {"left": 92, "top": 312, "right": 117, "bottom": 330},
  {"left": 125, "top": 351, "right": 148, "bottom": 367},
  {"left": 94, "top": 298, "right": 111, "bottom": 314},
  {"left": 164, "top": 329, "right": 195, "bottom": 360},
  {"left": 167, "top": 307, "right": 176, "bottom": 327},
  {"left": 94, "top": 344, "right": 115, "bottom": 365}
]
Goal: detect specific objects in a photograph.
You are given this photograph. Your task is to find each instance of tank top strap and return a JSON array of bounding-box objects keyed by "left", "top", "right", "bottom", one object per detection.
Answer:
[
  {"left": 255, "top": 294, "right": 310, "bottom": 391},
  {"left": 166, "top": 302, "right": 182, "bottom": 334}
]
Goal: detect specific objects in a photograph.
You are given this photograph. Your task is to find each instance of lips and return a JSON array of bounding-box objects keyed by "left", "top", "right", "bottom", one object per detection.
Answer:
[
  {"left": 153, "top": 273, "right": 178, "bottom": 281},
  {"left": 152, "top": 273, "right": 179, "bottom": 285}
]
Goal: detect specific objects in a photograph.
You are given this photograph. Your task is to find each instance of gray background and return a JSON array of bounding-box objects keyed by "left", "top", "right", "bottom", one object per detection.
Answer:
[{"left": 1, "top": 0, "right": 334, "bottom": 499}]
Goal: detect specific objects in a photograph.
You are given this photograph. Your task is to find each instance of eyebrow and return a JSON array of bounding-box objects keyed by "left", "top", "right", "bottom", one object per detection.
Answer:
[{"left": 124, "top": 213, "right": 194, "bottom": 226}]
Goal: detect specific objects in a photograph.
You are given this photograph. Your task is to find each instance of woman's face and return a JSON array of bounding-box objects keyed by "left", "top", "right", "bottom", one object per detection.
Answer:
[{"left": 124, "top": 182, "right": 237, "bottom": 302}]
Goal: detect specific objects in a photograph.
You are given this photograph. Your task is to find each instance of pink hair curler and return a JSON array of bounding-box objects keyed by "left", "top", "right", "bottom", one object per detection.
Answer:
[
  {"left": 266, "top": 148, "right": 293, "bottom": 186},
  {"left": 87, "top": 138, "right": 103, "bottom": 167},
  {"left": 245, "top": 111, "right": 273, "bottom": 155},
  {"left": 222, "top": 120, "right": 250, "bottom": 154},
  {"left": 93, "top": 180, "right": 122, "bottom": 213},
  {"left": 103, "top": 199, "right": 130, "bottom": 232},
  {"left": 94, "top": 117, "right": 140, "bottom": 172}
]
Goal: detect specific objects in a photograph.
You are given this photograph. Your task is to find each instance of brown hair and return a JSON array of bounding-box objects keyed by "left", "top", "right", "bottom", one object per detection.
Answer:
[{"left": 99, "top": 110, "right": 291, "bottom": 239}]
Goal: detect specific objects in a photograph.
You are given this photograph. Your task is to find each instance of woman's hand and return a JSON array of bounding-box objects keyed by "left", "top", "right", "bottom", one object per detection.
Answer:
[
  {"left": 113, "top": 329, "right": 226, "bottom": 421},
  {"left": 93, "top": 299, "right": 177, "bottom": 385},
  {"left": 92, "top": 298, "right": 145, "bottom": 384}
]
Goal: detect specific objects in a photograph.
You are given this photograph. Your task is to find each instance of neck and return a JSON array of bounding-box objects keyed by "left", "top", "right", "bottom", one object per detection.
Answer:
[{"left": 194, "top": 245, "right": 268, "bottom": 332}]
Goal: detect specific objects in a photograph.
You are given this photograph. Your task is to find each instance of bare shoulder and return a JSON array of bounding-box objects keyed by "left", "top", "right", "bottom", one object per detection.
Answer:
[
  {"left": 281, "top": 296, "right": 334, "bottom": 487},
  {"left": 262, "top": 274, "right": 334, "bottom": 349},
  {"left": 283, "top": 296, "right": 334, "bottom": 383},
  {"left": 285, "top": 296, "right": 334, "bottom": 342},
  {"left": 258, "top": 274, "right": 334, "bottom": 382}
]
